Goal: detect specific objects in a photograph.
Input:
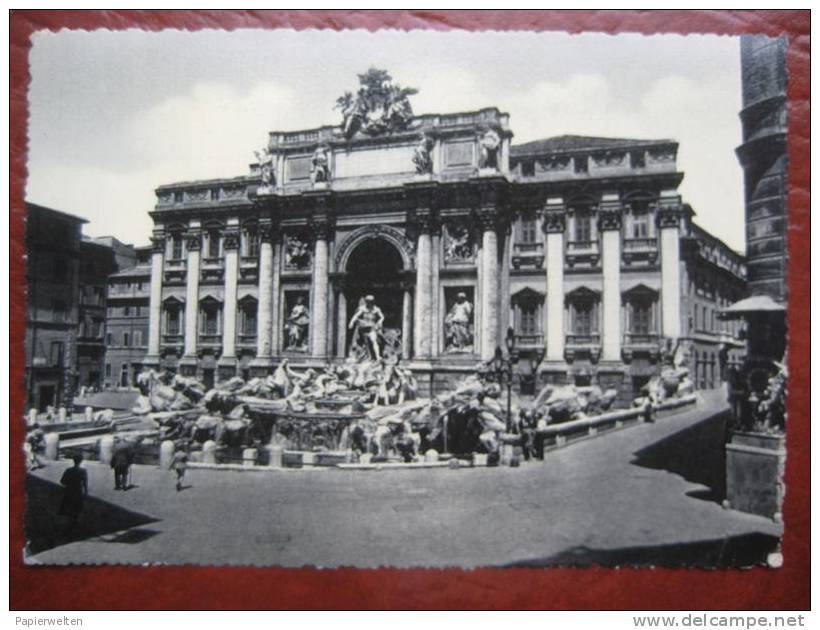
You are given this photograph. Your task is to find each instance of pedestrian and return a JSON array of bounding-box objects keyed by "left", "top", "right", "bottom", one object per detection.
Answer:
[
  {"left": 111, "top": 438, "right": 133, "bottom": 490},
  {"left": 59, "top": 454, "right": 88, "bottom": 530},
  {"left": 169, "top": 443, "right": 189, "bottom": 492},
  {"left": 24, "top": 424, "right": 45, "bottom": 470}
]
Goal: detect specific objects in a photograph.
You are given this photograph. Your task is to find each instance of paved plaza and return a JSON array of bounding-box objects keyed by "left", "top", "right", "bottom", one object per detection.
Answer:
[{"left": 24, "top": 391, "right": 781, "bottom": 568}]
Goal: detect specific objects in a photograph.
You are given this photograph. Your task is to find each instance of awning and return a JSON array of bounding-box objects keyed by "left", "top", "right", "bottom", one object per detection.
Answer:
[{"left": 719, "top": 295, "right": 786, "bottom": 319}]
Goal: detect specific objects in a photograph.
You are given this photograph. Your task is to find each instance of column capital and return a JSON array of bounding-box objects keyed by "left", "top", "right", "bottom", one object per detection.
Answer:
[
  {"left": 657, "top": 206, "right": 683, "bottom": 229},
  {"left": 258, "top": 217, "right": 277, "bottom": 243},
  {"left": 474, "top": 207, "right": 498, "bottom": 233},
  {"left": 408, "top": 209, "right": 438, "bottom": 235},
  {"left": 308, "top": 217, "right": 334, "bottom": 242},
  {"left": 150, "top": 235, "right": 166, "bottom": 253},
  {"left": 598, "top": 208, "right": 623, "bottom": 231},
  {"left": 542, "top": 208, "right": 566, "bottom": 234},
  {"left": 223, "top": 229, "right": 241, "bottom": 250},
  {"left": 185, "top": 230, "right": 202, "bottom": 251}
]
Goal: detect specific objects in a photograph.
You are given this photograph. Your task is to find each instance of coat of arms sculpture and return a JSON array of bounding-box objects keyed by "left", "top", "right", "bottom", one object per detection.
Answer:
[{"left": 335, "top": 68, "right": 418, "bottom": 139}]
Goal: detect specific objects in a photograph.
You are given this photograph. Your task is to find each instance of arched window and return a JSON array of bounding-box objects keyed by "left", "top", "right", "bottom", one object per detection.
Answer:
[
  {"left": 162, "top": 298, "right": 184, "bottom": 337},
  {"left": 242, "top": 226, "right": 260, "bottom": 258},
  {"left": 205, "top": 228, "right": 221, "bottom": 259},
  {"left": 565, "top": 287, "right": 601, "bottom": 343}
]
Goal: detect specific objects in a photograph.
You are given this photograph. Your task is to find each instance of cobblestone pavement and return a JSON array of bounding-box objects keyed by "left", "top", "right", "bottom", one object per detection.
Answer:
[{"left": 24, "top": 390, "right": 781, "bottom": 568}]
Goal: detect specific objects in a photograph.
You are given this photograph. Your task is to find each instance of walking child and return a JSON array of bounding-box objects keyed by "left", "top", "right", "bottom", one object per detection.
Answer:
[{"left": 169, "top": 443, "right": 189, "bottom": 491}]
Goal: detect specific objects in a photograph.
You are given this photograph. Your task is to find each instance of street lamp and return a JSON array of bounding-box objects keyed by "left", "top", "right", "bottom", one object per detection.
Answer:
[{"left": 493, "top": 327, "right": 519, "bottom": 432}]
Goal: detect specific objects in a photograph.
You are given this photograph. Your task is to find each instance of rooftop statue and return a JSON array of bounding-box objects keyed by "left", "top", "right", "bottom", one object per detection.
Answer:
[{"left": 335, "top": 68, "right": 418, "bottom": 139}]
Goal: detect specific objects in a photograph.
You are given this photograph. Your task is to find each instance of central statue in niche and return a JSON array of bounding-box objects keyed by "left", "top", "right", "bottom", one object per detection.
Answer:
[{"left": 348, "top": 295, "right": 386, "bottom": 361}]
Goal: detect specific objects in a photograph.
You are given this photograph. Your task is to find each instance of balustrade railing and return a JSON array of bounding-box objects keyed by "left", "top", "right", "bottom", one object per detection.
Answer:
[
  {"left": 623, "top": 332, "right": 661, "bottom": 345},
  {"left": 565, "top": 333, "right": 601, "bottom": 345},
  {"left": 566, "top": 240, "right": 599, "bottom": 252},
  {"left": 515, "top": 334, "right": 544, "bottom": 346},
  {"left": 623, "top": 237, "right": 658, "bottom": 250}
]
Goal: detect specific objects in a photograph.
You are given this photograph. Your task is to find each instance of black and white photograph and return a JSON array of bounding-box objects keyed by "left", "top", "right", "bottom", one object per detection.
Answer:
[{"left": 21, "top": 26, "right": 789, "bottom": 570}]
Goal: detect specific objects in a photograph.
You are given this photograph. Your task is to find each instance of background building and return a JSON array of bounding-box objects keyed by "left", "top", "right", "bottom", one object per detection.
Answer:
[
  {"left": 25, "top": 202, "right": 86, "bottom": 411},
  {"left": 77, "top": 237, "right": 137, "bottom": 390},
  {"left": 139, "top": 77, "right": 746, "bottom": 402},
  {"left": 104, "top": 246, "right": 151, "bottom": 388}
]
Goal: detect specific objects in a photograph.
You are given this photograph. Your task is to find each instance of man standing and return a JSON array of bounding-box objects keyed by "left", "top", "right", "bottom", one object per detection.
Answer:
[
  {"left": 111, "top": 438, "right": 134, "bottom": 490},
  {"left": 348, "top": 295, "right": 385, "bottom": 361}
]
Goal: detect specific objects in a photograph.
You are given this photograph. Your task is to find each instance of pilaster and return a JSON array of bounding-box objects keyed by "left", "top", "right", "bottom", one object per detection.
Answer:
[
  {"left": 543, "top": 198, "right": 566, "bottom": 362},
  {"left": 599, "top": 196, "right": 622, "bottom": 362}
]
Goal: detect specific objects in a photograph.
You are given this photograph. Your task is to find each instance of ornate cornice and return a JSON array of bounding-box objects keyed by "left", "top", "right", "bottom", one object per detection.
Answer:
[{"left": 475, "top": 206, "right": 501, "bottom": 233}]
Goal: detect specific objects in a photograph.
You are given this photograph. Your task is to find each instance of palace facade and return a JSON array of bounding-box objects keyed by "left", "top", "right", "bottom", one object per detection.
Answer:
[{"left": 141, "top": 86, "right": 745, "bottom": 401}]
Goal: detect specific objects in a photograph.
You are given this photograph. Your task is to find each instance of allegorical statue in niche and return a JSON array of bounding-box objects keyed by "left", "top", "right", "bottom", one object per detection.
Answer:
[
  {"left": 285, "top": 296, "right": 310, "bottom": 351},
  {"left": 412, "top": 133, "right": 434, "bottom": 175},
  {"left": 348, "top": 295, "right": 385, "bottom": 362},
  {"left": 444, "top": 222, "right": 475, "bottom": 262},
  {"left": 478, "top": 128, "right": 501, "bottom": 170},
  {"left": 285, "top": 235, "right": 311, "bottom": 269},
  {"left": 445, "top": 292, "right": 474, "bottom": 352},
  {"left": 335, "top": 68, "right": 419, "bottom": 139},
  {"left": 254, "top": 147, "right": 275, "bottom": 189},
  {"left": 311, "top": 145, "right": 331, "bottom": 184}
]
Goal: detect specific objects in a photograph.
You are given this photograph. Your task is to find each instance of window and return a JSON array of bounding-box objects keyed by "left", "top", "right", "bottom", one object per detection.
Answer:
[
  {"left": 121, "top": 364, "right": 130, "bottom": 388},
  {"left": 123, "top": 305, "right": 131, "bottom": 316},
  {"left": 573, "top": 302, "right": 594, "bottom": 336},
  {"left": 631, "top": 302, "right": 652, "bottom": 334},
  {"left": 242, "top": 228, "right": 260, "bottom": 257},
  {"left": 206, "top": 229, "right": 221, "bottom": 258},
  {"left": 52, "top": 258, "right": 67, "bottom": 282},
  {"left": 199, "top": 300, "right": 221, "bottom": 336},
  {"left": 520, "top": 304, "right": 538, "bottom": 335},
  {"left": 50, "top": 341, "right": 64, "bottom": 367},
  {"left": 123, "top": 332, "right": 130, "bottom": 347},
  {"left": 51, "top": 299, "right": 67, "bottom": 322},
  {"left": 133, "top": 330, "right": 143, "bottom": 346},
  {"left": 519, "top": 216, "right": 537, "bottom": 244},
  {"left": 106, "top": 332, "right": 113, "bottom": 345},
  {"left": 105, "top": 363, "right": 112, "bottom": 378},
  {"left": 134, "top": 305, "right": 141, "bottom": 317},
  {"left": 632, "top": 209, "right": 650, "bottom": 238},
  {"left": 239, "top": 300, "right": 257, "bottom": 336},
  {"left": 171, "top": 234, "right": 184, "bottom": 260},
  {"left": 574, "top": 211, "right": 592, "bottom": 242},
  {"left": 165, "top": 304, "right": 182, "bottom": 336}
]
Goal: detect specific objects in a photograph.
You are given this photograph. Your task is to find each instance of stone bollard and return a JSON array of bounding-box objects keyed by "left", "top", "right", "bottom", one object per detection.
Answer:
[
  {"left": 500, "top": 444, "right": 514, "bottom": 466},
  {"left": 27, "top": 409, "right": 38, "bottom": 427},
  {"left": 43, "top": 433, "right": 59, "bottom": 460},
  {"left": 424, "top": 449, "right": 439, "bottom": 463},
  {"left": 473, "top": 453, "right": 488, "bottom": 467},
  {"left": 58, "top": 406, "right": 67, "bottom": 424},
  {"left": 98, "top": 435, "right": 114, "bottom": 465},
  {"left": 302, "top": 451, "right": 316, "bottom": 466},
  {"left": 242, "top": 448, "right": 258, "bottom": 468},
  {"left": 85, "top": 406, "right": 94, "bottom": 423},
  {"left": 268, "top": 445, "right": 284, "bottom": 469},
  {"left": 201, "top": 440, "right": 217, "bottom": 464},
  {"left": 159, "top": 440, "right": 176, "bottom": 470}
]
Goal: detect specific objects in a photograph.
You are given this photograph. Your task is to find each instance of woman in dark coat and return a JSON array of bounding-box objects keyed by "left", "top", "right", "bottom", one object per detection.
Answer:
[{"left": 59, "top": 454, "right": 88, "bottom": 529}]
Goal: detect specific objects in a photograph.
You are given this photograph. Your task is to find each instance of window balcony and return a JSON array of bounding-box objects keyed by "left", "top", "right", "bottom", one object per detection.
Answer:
[
  {"left": 622, "top": 237, "right": 659, "bottom": 265},
  {"left": 200, "top": 257, "right": 225, "bottom": 282},
  {"left": 198, "top": 333, "right": 222, "bottom": 346},
  {"left": 237, "top": 333, "right": 257, "bottom": 348},
  {"left": 163, "top": 259, "right": 186, "bottom": 284},
  {"left": 566, "top": 240, "right": 600, "bottom": 268},
  {"left": 511, "top": 242, "right": 544, "bottom": 269},
  {"left": 621, "top": 332, "right": 662, "bottom": 363},
  {"left": 514, "top": 333, "right": 544, "bottom": 348},
  {"left": 564, "top": 333, "right": 601, "bottom": 363},
  {"left": 239, "top": 256, "right": 259, "bottom": 281}
]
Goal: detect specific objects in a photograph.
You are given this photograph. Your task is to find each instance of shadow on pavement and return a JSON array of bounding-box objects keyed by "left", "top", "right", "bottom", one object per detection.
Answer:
[
  {"left": 504, "top": 532, "right": 780, "bottom": 568},
  {"left": 630, "top": 408, "right": 730, "bottom": 504},
  {"left": 25, "top": 474, "right": 160, "bottom": 556}
]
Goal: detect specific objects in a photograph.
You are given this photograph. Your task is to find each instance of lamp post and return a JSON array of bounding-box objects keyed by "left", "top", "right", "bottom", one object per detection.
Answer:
[{"left": 492, "top": 327, "right": 519, "bottom": 433}]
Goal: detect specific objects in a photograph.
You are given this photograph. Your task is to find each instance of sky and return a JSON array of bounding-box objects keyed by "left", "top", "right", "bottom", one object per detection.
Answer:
[{"left": 27, "top": 28, "right": 744, "bottom": 251}]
